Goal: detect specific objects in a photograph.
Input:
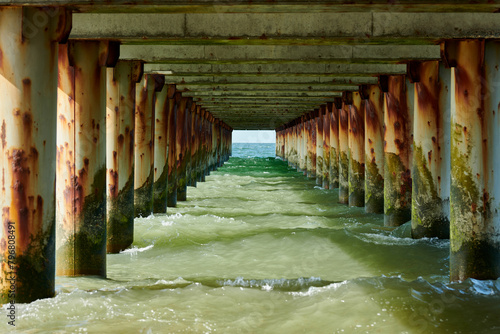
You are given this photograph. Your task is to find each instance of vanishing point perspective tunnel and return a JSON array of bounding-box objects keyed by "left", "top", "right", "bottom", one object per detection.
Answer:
[{"left": 1, "top": 1, "right": 500, "bottom": 332}]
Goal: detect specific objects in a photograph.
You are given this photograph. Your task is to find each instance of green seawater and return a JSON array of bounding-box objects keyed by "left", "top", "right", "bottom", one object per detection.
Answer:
[{"left": 3, "top": 143, "right": 500, "bottom": 333}]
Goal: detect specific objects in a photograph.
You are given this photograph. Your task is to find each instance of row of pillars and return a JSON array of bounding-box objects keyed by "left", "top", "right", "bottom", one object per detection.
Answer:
[
  {"left": 276, "top": 40, "right": 500, "bottom": 283},
  {"left": 0, "top": 7, "right": 232, "bottom": 303}
]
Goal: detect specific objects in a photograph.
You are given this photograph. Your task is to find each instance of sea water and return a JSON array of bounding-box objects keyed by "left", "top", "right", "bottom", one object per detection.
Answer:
[{"left": 2, "top": 143, "right": 500, "bottom": 333}]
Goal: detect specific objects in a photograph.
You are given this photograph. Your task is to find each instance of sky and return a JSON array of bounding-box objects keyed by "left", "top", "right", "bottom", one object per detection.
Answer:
[{"left": 232, "top": 130, "right": 276, "bottom": 143}]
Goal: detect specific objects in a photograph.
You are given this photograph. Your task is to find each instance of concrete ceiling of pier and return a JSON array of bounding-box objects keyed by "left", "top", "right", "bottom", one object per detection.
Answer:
[{"left": 15, "top": 0, "right": 500, "bottom": 129}]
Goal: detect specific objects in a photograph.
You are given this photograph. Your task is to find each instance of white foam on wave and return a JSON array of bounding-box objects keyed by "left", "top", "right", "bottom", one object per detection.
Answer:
[
  {"left": 120, "top": 244, "right": 154, "bottom": 254},
  {"left": 291, "top": 280, "right": 348, "bottom": 297}
]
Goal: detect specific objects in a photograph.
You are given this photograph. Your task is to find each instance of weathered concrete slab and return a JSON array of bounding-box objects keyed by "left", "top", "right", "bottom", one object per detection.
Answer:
[
  {"left": 120, "top": 45, "right": 440, "bottom": 63},
  {"left": 70, "top": 12, "right": 500, "bottom": 42},
  {"left": 145, "top": 63, "right": 407, "bottom": 76},
  {"left": 182, "top": 91, "right": 342, "bottom": 98}
]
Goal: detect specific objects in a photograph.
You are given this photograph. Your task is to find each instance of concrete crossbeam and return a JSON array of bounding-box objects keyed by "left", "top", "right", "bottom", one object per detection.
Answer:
[
  {"left": 182, "top": 91, "right": 342, "bottom": 98},
  {"left": 159, "top": 75, "right": 379, "bottom": 85},
  {"left": 176, "top": 84, "right": 359, "bottom": 92},
  {"left": 120, "top": 45, "right": 440, "bottom": 63},
  {"left": 145, "top": 63, "right": 407, "bottom": 76},
  {"left": 70, "top": 12, "right": 500, "bottom": 42}
]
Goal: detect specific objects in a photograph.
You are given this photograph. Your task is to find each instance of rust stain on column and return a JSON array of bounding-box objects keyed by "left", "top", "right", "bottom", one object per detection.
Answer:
[
  {"left": 153, "top": 75, "right": 169, "bottom": 214},
  {"left": 339, "top": 98, "right": 351, "bottom": 204},
  {"left": 330, "top": 100, "right": 341, "bottom": 189},
  {"left": 134, "top": 74, "right": 160, "bottom": 217},
  {"left": 167, "top": 86, "right": 178, "bottom": 207},
  {"left": 0, "top": 7, "right": 70, "bottom": 303},
  {"left": 322, "top": 105, "right": 331, "bottom": 189},
  {"left": 363, "top": 85, "right": 385, "bottom": 214},
  {"left": 383, "top": 75, "right": 412, "bottom": 227},
  {"left": 57, "top": 40, "right": 115, "bottom": 276},
  {"left": 348, "top": 92, "right": 365, "bottom": 207},
  {"left": 448, "top": 40, "right": 500, "bottom": 281},
  {"left": 189, "top": 103, "right": 198, "bottom": 187},
  {"left": 176, "top": 96, "right": 189, "bottom": 201},
  {"left": 316, "top": 108, "right": 324, "bottom": 186},
  {"left": 106, "top": 60, "right": 142, "bottom": 253},
  {"left": 411, "top": 60, "right": 450, "bottom": 239}
]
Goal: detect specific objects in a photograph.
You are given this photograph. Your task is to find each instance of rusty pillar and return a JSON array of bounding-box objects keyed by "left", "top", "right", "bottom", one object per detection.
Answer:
[
  {"left": 200, "top": 109, "right": 207, "bottom": 182},
  {"left": 305, "top": 115, "right": 312, "bottom": 177},
  {"left": 57, "top": 40, "right": 118, "bottom": 276},
  {"left": 311, "top": 111, "right": 317, "bottom": 179},
  {"left": 186, "top": 100, "right": 194, "bottom": 187},
  {"left": 106, "top": 60, "right": 143, "bottom": 253},
  {"left": 330, "top": 100, "right": 341, "bottom": 189},
  {"left": 382, "top": 75, "right": 413, "bottom": 226},
  {"left": 189, "top": 105, "right": 198, "bottom": 186},
  {"left": 176, "top": 96, "right": 189, "bottom": 201},
  {"left": 410, "top": 60, "right": 451, "bottom": 239},
  {"left": 339, "top": 94, "right": 351, "bottom": 204},
  {"left": 447, "top": 40, "right": 500, "bottom": 281},
  {"left": 166, "top": 86, "right": 177, "bottom": 207},
  {"left": 195, "top": 107, "right": 203, "bottom": 183},
  {"left": 153, "top": 77, "right": 171, "bottom": 214},
  {"left": 316, "top": 108, "right": 324, "bottom": 186},
  {"left": 363, "top": 85, "right": 385, "bottom": 214},
  {"left": 349, "top": 92, "right": 365, "bottom": 207},
  {"left": 322, "top": 105, "right": 331, "bottom": 189},
  {"left": 0, "top": 7, "right": 70, "bottom": 303},
  {"left": 134, "top": 74, "right": 162, "bottom": 217}
]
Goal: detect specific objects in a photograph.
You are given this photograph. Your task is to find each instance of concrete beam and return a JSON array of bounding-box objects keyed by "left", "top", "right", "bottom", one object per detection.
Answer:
[
  {"left": 159, "top": 75, "right": 379, "bottom": 85},
  {"left": 182, "top": 91, "right": 342, "bottom": 98},
  {"left": 71, "top": 12, "right": 500, "bottom": 43},
  {"left": 145, "top": 63, "right": 407, "bottom": 76},
  {"left": 176, "top": 84, "right": 359, "bottom": 92},
  {"left": 120, "top": 45, "right": 440, "bottom": 63},
  {"left": 194, "top": 97, "right": 334, "bottom": 104}
]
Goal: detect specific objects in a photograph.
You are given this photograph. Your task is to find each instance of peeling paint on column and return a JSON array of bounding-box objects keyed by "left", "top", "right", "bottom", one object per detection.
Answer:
[
  {"left": 330, "top": 100, "right": 341, "bottom": 189},
  {"left": 316, "top": 108, "right": 324, "bottom": 186},
  {"left": 383, "top": 75, "right": 412, "bottom": 227},
  {"left": 311, "top": 111, "right": 317, "bottom": 179},
  {"left": 448, "top": 40, "right": 500, "bottom": 281},
  {"left": 411, "top": 60, "right": 450, "bottom": 239},
  {"left": 176, "top": 96, "right": 189, "bottom": 201},
  {"left": 57, "top": 40, "right": 117, "bottom": 276},
  {"left": 339, "top": 100, "right": 350, "bottom": 204},
  {"left": 106, "top": 60, "right": 142, "bottom": 253},
  {"left": 167, "top": 87, "right": 177, "bottom": 207},
  {"left": 153, "top": 76, "right": 169, "bottom": 214},
  {"left": 349, "top": 92, "right": 365, "bottom": 207},
  {"left": 363, "top": 85, "right": 385, "bottom": 214},
  {"left": 0, "top": 7, "right": 70, "bottom": 303},
  {"left": 323, "top": 104, "right": 331, "bottom": 189}
]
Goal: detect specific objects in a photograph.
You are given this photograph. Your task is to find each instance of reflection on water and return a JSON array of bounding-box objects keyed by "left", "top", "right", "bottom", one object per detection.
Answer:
[{"left": 2, "top": 143, "right": 500, "bottom": 333}]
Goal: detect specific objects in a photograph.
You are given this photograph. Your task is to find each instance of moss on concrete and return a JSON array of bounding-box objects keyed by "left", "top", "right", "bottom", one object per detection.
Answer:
[
  {"left": 384, "top": 152, "right": 411, "bottom": 226},
  {"left": 329, "top": 148, "right": 339, "bottom": 189},
  {"left": 135, "top": 165, "right": 154, "bottom": 217},
  {"left": 153, "top": 164, "right": 168, "bottom": 213},
  {"left": 411, "top": 144, "right": 449, "bottom": 239},
  {"left": 348, "top": 150, "right": 365, "bottom": 207},
  {"left": 365, "top": 157, "right": 384, "bottom": 214},
  {"left": 107, "top": 171, "right": 134, "bottom": 253},
  {"left": 339, "top": 150, "right": 349, "bottom": 204}
]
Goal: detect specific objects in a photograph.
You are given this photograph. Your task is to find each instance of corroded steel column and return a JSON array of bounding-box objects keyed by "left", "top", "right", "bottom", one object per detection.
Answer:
[
  {"left": 316, "top": 108, "right": 324, "bottom": 186},
  {"left": 382, "top": 75, "right": 413, "bottom": 226},
  {"left": 297, "top": 120, "right": 304, "bottom": 172},
  {"left": 106, "top": 60, "right": 143, "bottom": 253},
  {"left": 57, "top": 40, "right": 119, "bottom": 276},
  {"left": 447, "top": 40, "right": 500, "bottom": 281},
  {"left": 200, "top": 109, "right": 207, "bottom": 181},
  {"left": 153, "top": 78, "right": 171, "bottom": 214},
  {"left": 349, "top": 92, "right": 365, "bottom": 207},
  {"left": 176, "top": 96, "right": 189, "bottom": 201},
  {"left": 167, "top": 87, "right": 178, "bottom": 207},
  {"left": 339, "top": 95, "right": 351, "bottom": 204},
  {"left": 134, "top": 74, "right": 162, "bottom": 217},
  {"left": 195, "top": 106, "right": 203, "bottom": 182},
  {"left": 363, "top": 85, "right": 385, "bottom": 214},
  {"left": 186, "top": 101, "right": 194, "bottom": 186},
  {"left": 0, "top": 7, "right": 70, "bottom": 303},
  {"left": 330, "top": 100, "right": 341, "bottom": 189},
  {"left": 323, "top": 105, "right": 331, "bottom": 189},
  {"left": 410, "top": 60, "right": 451, "bottom": 239}
]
